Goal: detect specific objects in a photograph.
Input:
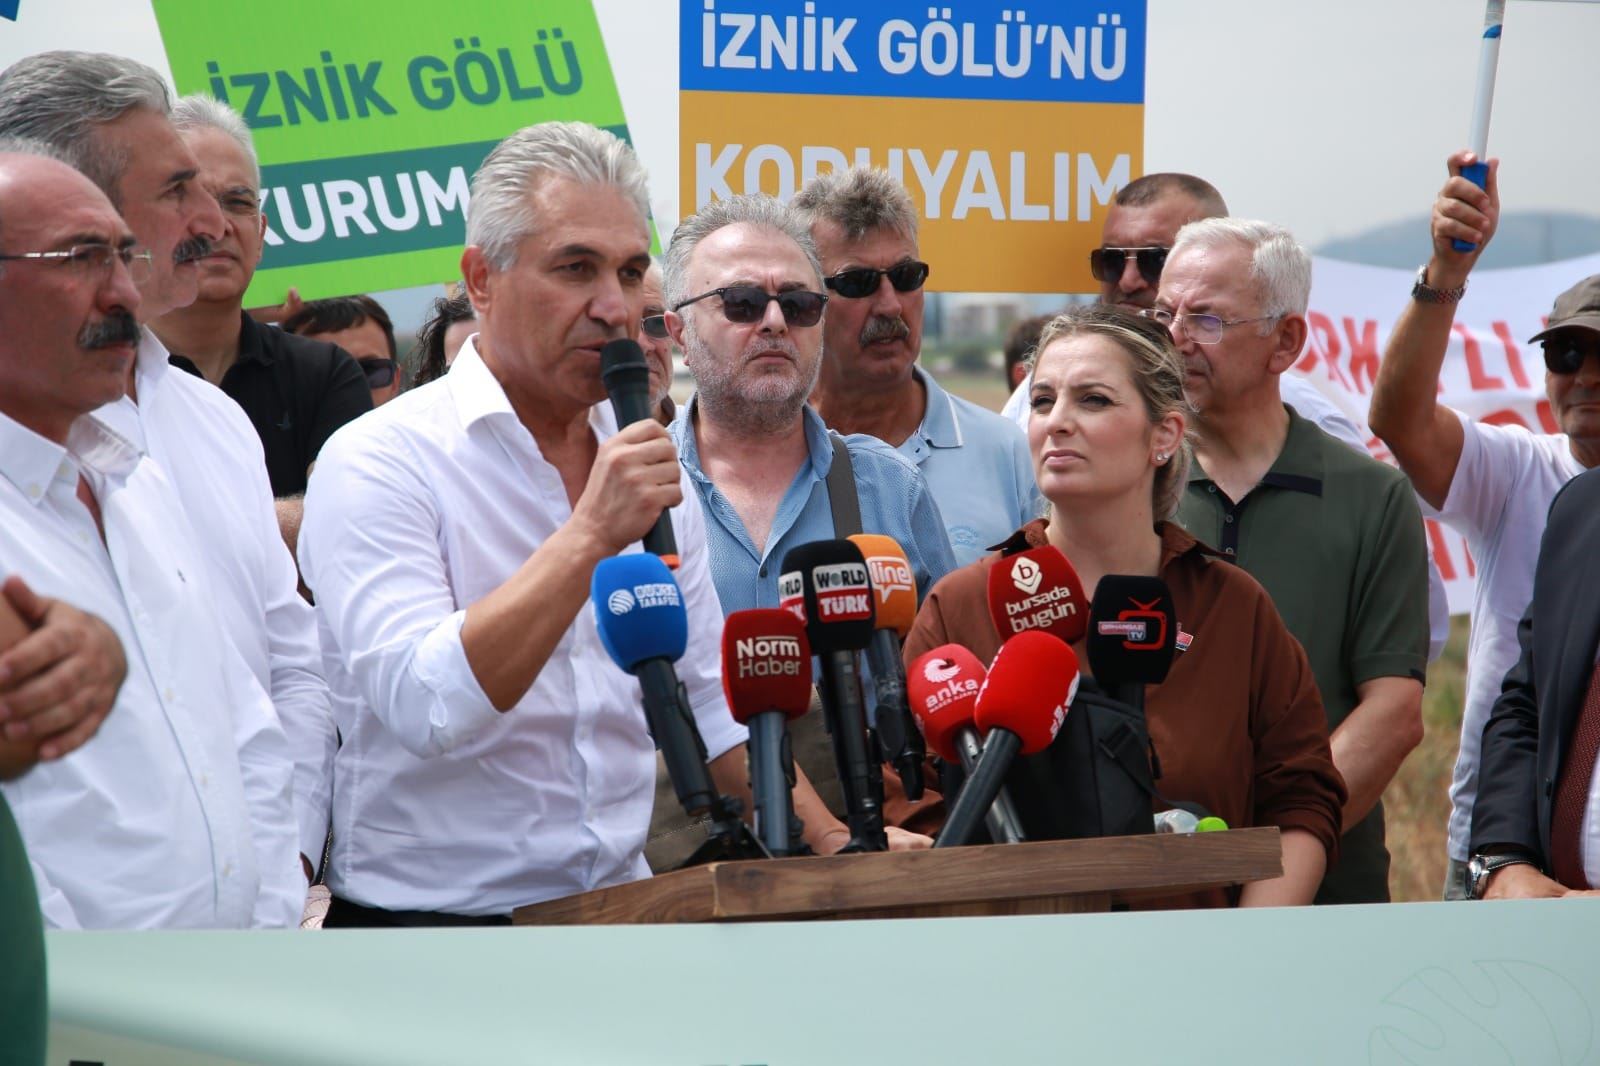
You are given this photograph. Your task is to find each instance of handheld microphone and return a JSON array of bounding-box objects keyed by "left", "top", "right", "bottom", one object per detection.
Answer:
[
  {"left": 906, "top": 645, "right": 1026, "bottom": 845},
  {"left": 600, "top": 338, "right": 680, "bottom": 569},
  {"left": 593, "top": 553, "right": 763, "bottom": 863},
  {"left": 722, "top": 609, "right": 813, "bottom": 858},
  {"left": 1086, "top": 575, "right": 1178, "bottom": 714},
  {"left": 847, "top": 533, "right": 926, "bottom": 801},
  {"left": 780, "top": 539, "right": 887, "bottom": 852},
  {"left": 935, "top": 631, "right": 1079, "bottom": 849},
  {"left": 986, "top": 544, "right": 1089, "bottom": 644}
]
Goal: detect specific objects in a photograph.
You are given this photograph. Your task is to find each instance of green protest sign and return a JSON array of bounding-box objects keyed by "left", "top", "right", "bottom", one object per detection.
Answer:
[{"left": 150, "top": 0, "right": 629, "bottom": 304}]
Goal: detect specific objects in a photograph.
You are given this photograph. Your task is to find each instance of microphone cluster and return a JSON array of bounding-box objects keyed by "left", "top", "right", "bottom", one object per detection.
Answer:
[{"left": 591, "top": 348, "right": 1187, "bottom": 863}]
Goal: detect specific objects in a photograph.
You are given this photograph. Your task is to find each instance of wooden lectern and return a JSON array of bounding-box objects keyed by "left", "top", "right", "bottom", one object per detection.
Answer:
[{"left": 513, "top": 827, "right": 1281, "bottom": 925}]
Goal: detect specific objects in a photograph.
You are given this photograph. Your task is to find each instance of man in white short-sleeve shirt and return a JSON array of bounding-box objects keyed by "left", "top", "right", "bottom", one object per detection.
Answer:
[
  {"left": 300, "top": 122, "right": 854, "bottom": 924},
  {"left": 1370, "top": 151, "right": 1600, "bottom": 898}
]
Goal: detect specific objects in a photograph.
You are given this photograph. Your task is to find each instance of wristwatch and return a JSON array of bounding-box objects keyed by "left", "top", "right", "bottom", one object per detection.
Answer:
[
  {"left": 1467, "top": 852, "right": 1533, "bottom": 899},
  {"left": 1413, "top": 264, "right": 1467, "bottom": 305}
]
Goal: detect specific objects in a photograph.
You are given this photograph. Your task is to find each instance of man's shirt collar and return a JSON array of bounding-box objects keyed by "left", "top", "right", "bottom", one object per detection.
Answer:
[
  {"left": 913, "top": 366, "right": 964, "bottom": 450},
  {"left": 0, "top": 410, "right": 144, "bottom": 506},
  {"left": 671, "top": 397, "right": 834, "bottom": 483},
  {"left": 1188, "top": 403, "right": 1325, "bottom": 497}
]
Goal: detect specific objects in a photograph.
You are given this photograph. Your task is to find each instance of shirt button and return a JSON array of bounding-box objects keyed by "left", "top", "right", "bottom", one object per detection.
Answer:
[
  {"left": 1224, "top": 547, "right": 1235, "bottom": 556},
  {"left": 1224, "top": 515, "right": 1234, "bottom": 524},
  {"left": 1207, "top": 484, "right": 1217, "bottom": 494},
  {"left": 26, "top": 483, "right": 42, "bottom": 499},
  {"left": 163, "top": 687, "right": 177, "bottom": 702},
  {"left": 223, "top": 862, "right": 233, "bottom": 877},
  {"left": 758, "top": 566, "right": 768, "bottom": 578}
]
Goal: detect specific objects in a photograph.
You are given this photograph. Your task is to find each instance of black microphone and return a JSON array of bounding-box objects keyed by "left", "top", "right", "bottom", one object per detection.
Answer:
[
  {"left": 780, "top": 539, "right": 887, "bottom": 852},
  {"left": 1086, "top": 575, "right": 1178, "bottom": 714},
  {"left": 601, "top": 338, "right": 680, "bottom": 569}
]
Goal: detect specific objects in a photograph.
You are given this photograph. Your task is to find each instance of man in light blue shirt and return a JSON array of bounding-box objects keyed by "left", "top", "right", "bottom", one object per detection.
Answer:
[
  {"left": 793, "top": 167, "right": 1041, "bottom": 565},
  {"left": 663, "top": 193, "right": 955, "bottom": 614}
]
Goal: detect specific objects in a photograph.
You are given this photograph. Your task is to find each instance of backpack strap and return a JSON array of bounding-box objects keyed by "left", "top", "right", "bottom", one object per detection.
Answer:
[{"left": 825, "top": 431, "right": 864, "bottom": 537}]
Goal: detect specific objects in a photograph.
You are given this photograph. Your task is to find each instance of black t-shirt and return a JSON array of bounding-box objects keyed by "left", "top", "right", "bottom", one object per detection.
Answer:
[{"left": 170, "top": 313, "right": 373, "bottom": 497}]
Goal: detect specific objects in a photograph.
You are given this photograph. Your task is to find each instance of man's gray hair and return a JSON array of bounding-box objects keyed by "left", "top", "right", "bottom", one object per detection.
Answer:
[
  {"left": 466, "top": 121, "right": 649, "bottom": 271},
  {"left": 791, "top": 166, "right": 919, "bottom": 243},
  {"left": 1170, "top": 217, "right": 1312, "bottom": 320},
  {"left": 663, "top": 194, "right": 823, "bottom": 311},
  {"left": 171, "top": 94, "right": 259, "bottom": 189},
  {"left": 0, "top": 51, "right": 171, "bottom": 204}
]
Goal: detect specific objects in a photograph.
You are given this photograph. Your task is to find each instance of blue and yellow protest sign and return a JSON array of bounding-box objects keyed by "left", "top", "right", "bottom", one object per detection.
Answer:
[
  {"left": 151, "top": 0, "right": 631, "bottom": 305},
  {"left": 680, "top": 2, "right": 1146, "bottom": 293}
]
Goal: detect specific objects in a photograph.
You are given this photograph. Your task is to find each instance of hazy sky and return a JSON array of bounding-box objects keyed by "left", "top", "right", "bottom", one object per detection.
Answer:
[{"left": 5, "top": 0, "right": 1597, "bottom": 321}]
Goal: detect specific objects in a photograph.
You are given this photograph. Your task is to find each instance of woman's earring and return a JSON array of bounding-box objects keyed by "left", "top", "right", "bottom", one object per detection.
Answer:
[{"left": 1155, "top": 452, "right": 1170, "bottom": 464}]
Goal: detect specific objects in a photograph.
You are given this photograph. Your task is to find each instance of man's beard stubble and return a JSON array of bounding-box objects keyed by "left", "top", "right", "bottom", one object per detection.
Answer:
[{"left": 683, "top": 317, "right": 820, "bottom": 437}]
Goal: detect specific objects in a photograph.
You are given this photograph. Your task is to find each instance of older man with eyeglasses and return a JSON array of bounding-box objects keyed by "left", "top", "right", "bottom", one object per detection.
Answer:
[{"left": 1160, "top": 217, "right": 1432, "bottom": 907}]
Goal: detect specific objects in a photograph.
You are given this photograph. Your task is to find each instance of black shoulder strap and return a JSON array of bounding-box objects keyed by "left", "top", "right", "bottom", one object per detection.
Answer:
[{"left": 825, "top": 431, "right": 863, "bottom": 537}]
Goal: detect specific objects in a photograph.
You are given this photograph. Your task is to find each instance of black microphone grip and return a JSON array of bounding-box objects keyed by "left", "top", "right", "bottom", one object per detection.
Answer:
[
  {"left": 953, "top": 729, "right": 1026, "bottom": 845},
  {"left": 635, "top": 658, "right": 716, "bottom": 816},
  {"left": 601, "top": 340, "right": 679, "bottom": 567},
  {"left": 817, "top": 649, "right": 888, "bottom": 852},
  {"left": 936, "top": 729, "right": 1023, "bottom": 849},
  {"left": 746, "top": 712, "right": 801, "bottom": 858},
  {"left": 864, "top": 629, "right": 925, "bottom": 801}
]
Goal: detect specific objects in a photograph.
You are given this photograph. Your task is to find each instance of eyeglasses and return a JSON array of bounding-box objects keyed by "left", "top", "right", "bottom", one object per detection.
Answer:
[
  {"left": 357, "top": 356, "right": 398, "bottom": 388},
  {"left": 641, "top": 313, "right": 668, "bottom": 339},
  {"left": 1141, "top": 308, "right": 1281, "bottom": 345},
  {"left": 1543, "top": 337, "right": 1599, "bottom": 375},
  {"left": 0, "top": 243, "right": 154, "bottom": 285},
  {"left": 1088, "top": 246, "right": 1169, "bottom": 286},
  {"left": 823, "top": 260, "right": 930, "bottom": 299},
  {"left": 673, "top": 285, "right": 827, "bottom": 327}
]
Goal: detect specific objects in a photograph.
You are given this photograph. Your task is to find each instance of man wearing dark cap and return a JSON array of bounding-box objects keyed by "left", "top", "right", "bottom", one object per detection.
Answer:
[{"left": 1370, "top": 151, "right": 1600, "bottom": 898}]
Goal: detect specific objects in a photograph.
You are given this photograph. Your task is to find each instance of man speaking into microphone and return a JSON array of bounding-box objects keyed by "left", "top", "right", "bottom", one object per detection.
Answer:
[{"left": 299, "top": 122, "right": 850, "bottom": 926}]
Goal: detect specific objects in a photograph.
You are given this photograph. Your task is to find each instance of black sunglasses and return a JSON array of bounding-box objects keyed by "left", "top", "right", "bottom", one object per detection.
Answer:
[
  {"left": 1088, "top": 246, "right": 1169, "bottom": 286},
  {"left": 673, "top": 285, "right": 827, "bottom": 327},
  {"left": 823, "top": 260, "right": 930, "bottom": 299},
  {"left": 1543, "top": 337, "right": 1599, "bottom": 375},
  {"left": 358, "top": 356, "right": 398, "bottom": 388},
  {"left": 641, "top": 313, "right": 668, "bottom": 339}
]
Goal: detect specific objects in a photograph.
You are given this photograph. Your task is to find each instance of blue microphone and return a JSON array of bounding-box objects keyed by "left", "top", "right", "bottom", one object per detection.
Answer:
[{"left": 593, "top": 554, "right": 715, "bottom": 817}]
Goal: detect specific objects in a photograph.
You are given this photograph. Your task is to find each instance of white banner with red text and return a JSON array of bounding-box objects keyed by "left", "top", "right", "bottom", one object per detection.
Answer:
[{"left": 1294, "top": 252, "right": 1600, "bottom": 616}]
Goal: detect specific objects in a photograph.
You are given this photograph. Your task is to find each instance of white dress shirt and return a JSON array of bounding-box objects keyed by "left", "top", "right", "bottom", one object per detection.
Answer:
[
  {"left": 0, "top": 412, "right": 296, "bottom": 928},
  {"left": 95, "top": 330, "right": 336, "bottom": 871},
  {"left": 299, "top": 339, "right": 746, "bottom": 916}
]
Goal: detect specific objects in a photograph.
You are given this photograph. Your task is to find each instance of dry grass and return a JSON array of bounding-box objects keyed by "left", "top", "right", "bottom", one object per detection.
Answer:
[
  {"left": 1386, "top": 616, "right": 1469, "bottom": 902},
  {"left": 938, "top": 371, "right": 1470, "bottom": 903}
]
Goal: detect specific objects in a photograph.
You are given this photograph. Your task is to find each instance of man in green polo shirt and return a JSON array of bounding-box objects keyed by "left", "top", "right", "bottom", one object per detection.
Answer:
[{"left": 1158, "top": 218, "right": 1429, "bottom": 905}]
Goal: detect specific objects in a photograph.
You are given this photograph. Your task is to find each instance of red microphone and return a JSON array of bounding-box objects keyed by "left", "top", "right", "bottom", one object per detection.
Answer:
[
  {"left": 986, "top": 545, "right": 1089, "bottom": 644},
  {"left": 935, "top": 631, "right": 1080, "bottom": 849},
  {"left": 908, "top": 646, "right": 1027, "bottom": 844},
  {"left": 722, "top": 609, "right": 813, "bottom": 857}
]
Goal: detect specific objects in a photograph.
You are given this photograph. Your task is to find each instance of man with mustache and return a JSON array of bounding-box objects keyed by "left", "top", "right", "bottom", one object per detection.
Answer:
[
  {"left": 794, "top": 168, "right": 1041, "bottom": 566},
  {"left": 152, "top": 95, "right": 371, "bottom": 509},
  {"left": 0, "top": 143, "right": 300, "bottom": 929},
  {"left": 0, "top": 53, "right": 327, "bottom": 916},
  {"left": 1369, "top": 154, "right": 1600, "bottom": 899},
  {"left": 656, "top": 193, "right": 952, "bottom": 851}
]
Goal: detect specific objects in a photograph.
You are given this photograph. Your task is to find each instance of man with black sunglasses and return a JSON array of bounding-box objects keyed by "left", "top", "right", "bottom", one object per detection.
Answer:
[
  {"left": 794, "top": 167, "right": 1040, "bottom": 566},
  {"left": 283, "top": 295, "right": 403, "bottom": 409},
  {"left": 1370, "top": 152, "right": 1600, "bottom": 900}
]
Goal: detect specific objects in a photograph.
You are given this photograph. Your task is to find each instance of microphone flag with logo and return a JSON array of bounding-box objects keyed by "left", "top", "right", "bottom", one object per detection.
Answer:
[
  {"left": 592, "top": 553, "right": 765, "bottom": 862},
  {"left": 1086, "top": 575, "right": 1177, "bottom": 712},
  {"left": 936, "top": 631, "right": 1079, "bottom": 849},
  {"left": 722, "top": 609, "right": 812, "bottom": 857},
  {"left": 847, "top": 533, "right": 926, "bottom": 799},
  {"left": 986, "top": 544, "right": 1089, "bottom": 644},
  {"left": 600, "top": 338, "right": 679, "bottom": 569},
  {"left": 780, "top": 539, "right": 886, "bottom": 852}
]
